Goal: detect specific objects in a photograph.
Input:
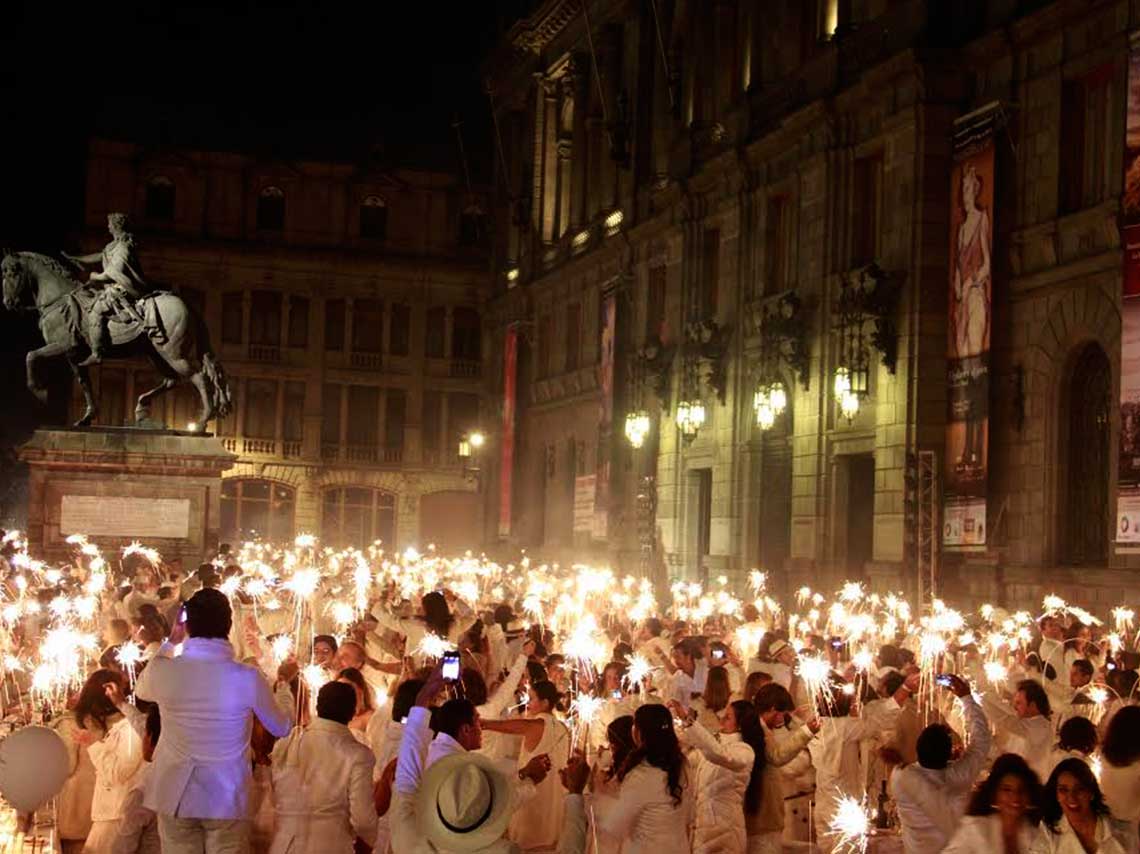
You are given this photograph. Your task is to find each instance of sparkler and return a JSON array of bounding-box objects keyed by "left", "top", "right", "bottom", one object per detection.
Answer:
[{"left": 828, "top": 795, "right": 871, "bottom": 854}]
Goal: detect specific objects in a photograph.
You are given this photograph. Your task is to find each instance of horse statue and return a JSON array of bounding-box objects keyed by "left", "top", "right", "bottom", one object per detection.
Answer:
[{"left": 1, "top": 250, "right": 231, "bottom": 431}]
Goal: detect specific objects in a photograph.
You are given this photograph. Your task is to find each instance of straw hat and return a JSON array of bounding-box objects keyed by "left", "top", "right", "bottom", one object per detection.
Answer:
[{"left": 416, "top": 750, "right": 514, "bottom": 851}]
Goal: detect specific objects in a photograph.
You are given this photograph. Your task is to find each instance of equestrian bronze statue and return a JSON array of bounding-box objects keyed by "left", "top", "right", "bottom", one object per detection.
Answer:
[{"left": 1, "top": 213, "right": 231, "bottom": 431}]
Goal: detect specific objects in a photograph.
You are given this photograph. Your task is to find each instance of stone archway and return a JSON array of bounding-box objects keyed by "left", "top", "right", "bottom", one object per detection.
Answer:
[{"left": 1025, "top": 282, "right": 1120, "bottom": 565}]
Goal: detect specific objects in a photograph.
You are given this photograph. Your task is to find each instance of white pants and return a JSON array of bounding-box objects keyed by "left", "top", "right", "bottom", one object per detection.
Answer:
[{"left": 158, "top": 814, "right": 250, "bottom": 854}]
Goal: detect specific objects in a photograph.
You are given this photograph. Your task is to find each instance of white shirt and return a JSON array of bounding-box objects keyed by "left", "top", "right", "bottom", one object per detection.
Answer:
[
  {"left": 1100, "top": 757, "right": 1140, "bottom": 823},
  {"left": 943, "top": 815, "right": 1037, "bottom": 854},
  {"left": 134, "top": 637, "right": 293, "bottom": 819},
  {"left": 110, "top": 764, "right": 160, "bottom": 854},
  {"left": 269, "top": 717, "right": 377, "bottom": 854},
  {"left": 980, "top": 692, "right": 1054, "bottom": 783},
  {"left": 890, "top": 694, "right": 991, "bottom": 854},
  {"left": 1028, "top": 815, "right": 1139, "bottom": 854}
]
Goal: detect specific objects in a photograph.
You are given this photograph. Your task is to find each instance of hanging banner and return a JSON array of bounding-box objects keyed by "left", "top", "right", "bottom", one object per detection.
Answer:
[
  {"left": 595, "top": 293, "right": 617, "bottom": 540},
  {"left": 1118, "top": 35, "right": 1140, "bottom": 542},
  {"left": 943, "top": 106, "right": 996, "bottom": 548},
  {"left": 573, "top": 474, "right": 596, "bottom": 533},
  {"left": 498, "top": 325, "right": 517, "bottom": 538}
]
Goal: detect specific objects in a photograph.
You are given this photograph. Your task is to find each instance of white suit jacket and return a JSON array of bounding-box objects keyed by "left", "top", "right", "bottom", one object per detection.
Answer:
[
  {"left": 134, "top": 637, "right": 293, "bottom": 819},
  {"left": 269, "top": 717, "right": 377, "bottom": 854}
]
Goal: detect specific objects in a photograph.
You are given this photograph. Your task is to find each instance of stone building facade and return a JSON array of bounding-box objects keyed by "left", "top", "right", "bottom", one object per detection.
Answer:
[
  {"left": 484, "top": 0, "right": 1140, "bottom": 609},
  {"left": 73, "top": 138, "right": 492, "bottom": 552}
]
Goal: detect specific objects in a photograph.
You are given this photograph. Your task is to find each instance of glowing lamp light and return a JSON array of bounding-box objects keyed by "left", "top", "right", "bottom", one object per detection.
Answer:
[
  {"left": 572, "top": 229, "right": 590, "bottom": 249},
  {"left": 768, "top": 381, "right": 787, "bottom": 415},
  {"left": 833, "top": 366, "right": 851, "bottom": 397},
  {"left": 604, "top": 209, "right": 624, "bottom": 234},
  {"left": 624, "top": 410, "right": 651, "bottom": 448},
  {"left": 675, "top": 399, "right": 706, "bottom": 438},
  {"left": 468, "top": 431, "right": 486, "bottom": 450},
  {"left": 505, "top": 267, "right": 520, "bottom": 283},
  {"left": 839, "top": 390, "right": 861, "bottom": 420},
  {"left": 187, "top": 422, "right": 198, "bottom": 432}
]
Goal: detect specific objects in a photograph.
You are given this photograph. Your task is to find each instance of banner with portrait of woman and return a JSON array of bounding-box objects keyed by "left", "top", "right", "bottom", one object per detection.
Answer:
[{"left": 944, "top": 109, "right": 996, "bottom": 548}]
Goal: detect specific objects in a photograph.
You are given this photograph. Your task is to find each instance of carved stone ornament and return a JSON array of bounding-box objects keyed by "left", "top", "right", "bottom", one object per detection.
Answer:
[
  {"left": 638, "top": 334, "right": 676, "bottom": 410},
  {"left": 752, "top": 290, "right": 812, "bottom": 389},
  {"left": 834, "top": 262, "right": 902, "bottom": 374},
  {"left": 685, "top": 318, "right": 729, "bottom": 403}
]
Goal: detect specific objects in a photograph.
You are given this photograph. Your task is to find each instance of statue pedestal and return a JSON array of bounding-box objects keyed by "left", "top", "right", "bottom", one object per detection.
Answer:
[{"left": 19, "top": 427, "right": 236, "bottom": 568}]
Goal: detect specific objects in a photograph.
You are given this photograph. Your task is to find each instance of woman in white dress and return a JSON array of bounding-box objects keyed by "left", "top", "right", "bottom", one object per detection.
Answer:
[
  {"left": 485, "top": 679, "right": 572, "bottom": 852},
  {"left": 943, "top": 753, "right": 1042, "bottom": 854},
  {"left": 1030, "top": 758, "right": 1138, "bottom": 854}
]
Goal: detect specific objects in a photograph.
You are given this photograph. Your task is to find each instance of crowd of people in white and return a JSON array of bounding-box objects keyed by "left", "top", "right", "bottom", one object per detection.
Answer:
[{"left": 32, "top": 558, "right": 1140, "bottom": 854}]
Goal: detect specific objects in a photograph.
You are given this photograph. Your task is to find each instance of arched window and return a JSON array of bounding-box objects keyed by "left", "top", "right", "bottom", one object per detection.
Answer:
[
  {"left": 220, "top": 479, "right": 295, "bottom": 543},
  {"left": 321, "top": 487, "right": 396, "bottom": 547},
  {"left": 360, "top": 195, "right": 388, "bottom": 239},
  {"left": 145, "top": 175, "right": 175, "bottom": 221},
  {"left": 257, "top": 186, "right": 286, "bottom": 231},
  {"left": 1063, "top": 343, "right": 1111, "bottom": 565}
]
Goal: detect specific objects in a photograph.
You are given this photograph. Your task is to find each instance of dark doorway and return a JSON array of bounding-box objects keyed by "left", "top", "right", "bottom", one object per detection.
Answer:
[
  {"left": 1064, "top": 343, "right": 1111, "bottom": 565},
  {"left": 690, "top": 468, "right": 713, "bottom": 585},
  {"left": 759, "top": 445, "right": 792, "bottom": 576}
]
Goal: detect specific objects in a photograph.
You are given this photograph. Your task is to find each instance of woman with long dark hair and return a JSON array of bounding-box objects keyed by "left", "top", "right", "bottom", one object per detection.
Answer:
[
  {"left": 1099, "top": 704, "right": 1140, "bottom": 824},
  {"left": 673, "top": 698, "right": 764, "bottom": 854},
  {"left": 943, "top": 753, "right": 1041, "bottom": 854},
  {"left": 1031, "top": 758, "right": 1137, "bottom": 853},
  {"left": 590, "top": 715, "right": 637, "bottom": 854},
  {"left": 598, "top": 703, "right": 692, "bottom": 853},
  {"left": 371, "top": 589, "right": 477, "bottom": 662},
  {"left": 692, "top": 665, "right": 731, "bottom": 732},
  {"left": 336, "top": 666, "right": 375, "bottom": 739}
]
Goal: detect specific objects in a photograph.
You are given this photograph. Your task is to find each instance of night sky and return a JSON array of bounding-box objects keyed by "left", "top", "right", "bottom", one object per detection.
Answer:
[{"left": 0, "top": 0, "right": 531, "bottom": 515}]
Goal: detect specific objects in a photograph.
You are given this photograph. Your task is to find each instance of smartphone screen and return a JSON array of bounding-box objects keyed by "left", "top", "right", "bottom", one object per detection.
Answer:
[
  {"left": 178, "top": 606, "right": 187, "bottom": 625},
  {"left": 712, "top": 649, "right": 725, "bottom": 660},
  {"left": 611, "top": 689, "right": 622, "bottom": 700},
  {"left": 442, "top": 651, "right": 461, "bottom": 682}
]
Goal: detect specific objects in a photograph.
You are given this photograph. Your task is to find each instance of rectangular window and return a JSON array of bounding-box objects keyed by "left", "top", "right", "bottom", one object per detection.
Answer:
[
  {"left": 447, "top": 393, "right": 481, "bottom": 448},
  {"left": 851, "top": 155, "right": 882, "bottom": 267},
  {"left": 353, "top": 299, "right": 384, "bottom": 353},
  {"left": 565, "top": 302, "right": 581, "bottom": 371},
  {"left": 287, "top": 297, "right": 309, "bottom": 348},
  {"left": 389, "top": 303, "right": 411, "bottom": 356},
  {"left": 385, "top": 389, "right": 406, "bottom": 451},
  {"left": 249, "top": 291, "right": 282, "bottom": 346},
  {"left": 1061, "top": 64, "right": 1115, "bottom": 214},
  {"left": 425, "top": 307, "right": 446, "bottom": 358},
  {"left": 322, "top": 384, "right": 342, "bottom": 445},
  {"left": 283, "top": 381, "right": 305, "bottom": 442},
  {"left": 244, "top": 379, "right": 278, "bottom": 439},
  {"left": 452, "top": 307, "right": 482, "bottom": 361},
  {"left": 422, "top": 390, "right": 442, "bottom": 459},
  {"left": 222, "top": 292, "right": 244, "bottom": 345},
  {"left": 646, "top": 267, "right": 666, "bottom": 342},
  {"left": 765, "top": 195, "right": 791, "bottom": 295},
  {"left": 324, "top": 299, "right": 346, "bottom": 351},
  {"left": 701, "top": 228, "right": 720, "bottom": 316},
  {"left": 538, "top": 314, "right": 553, "bottom": 378},
  {"left": 346, "top": 385, "right": 380, "bottom": 446}
]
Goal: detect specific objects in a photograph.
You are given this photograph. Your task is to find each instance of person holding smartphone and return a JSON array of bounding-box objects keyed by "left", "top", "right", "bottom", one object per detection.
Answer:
[{"left": 889, "top": 673, "right": 992, "bottom": 854}]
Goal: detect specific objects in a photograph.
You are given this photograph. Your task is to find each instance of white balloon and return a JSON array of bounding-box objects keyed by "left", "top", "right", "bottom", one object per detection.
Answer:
[{"left": 0, "top": 726, "right": 70, "bottom": 812}]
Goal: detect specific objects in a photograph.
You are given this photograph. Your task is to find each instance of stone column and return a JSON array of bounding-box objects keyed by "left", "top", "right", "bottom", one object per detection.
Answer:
[
  {"left": 568, "top": 56, "right": 590, "bottom": 229},
  {"left": 532, "top": 73, "right": 547, "bottom": 238},
  {"left": 542, "top": 78, "right": 560, "bottom": 243},
  {"left": 280, "top": 293, "right": 291, "bottom": 348}
]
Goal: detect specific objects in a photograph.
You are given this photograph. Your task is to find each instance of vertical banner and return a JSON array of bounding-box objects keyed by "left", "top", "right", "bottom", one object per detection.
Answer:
[
  {"left": 595, "top": 293, "right": 617, "bottom": 539},
  {"left": 1118, "top": 35, "right": 1140, "bottom": 542},
  {"left": 498, "top": 325, "right": 518, "bottom": 538},
  {"left": 943, "top": 108, "right": 996, "bottom": 548}
]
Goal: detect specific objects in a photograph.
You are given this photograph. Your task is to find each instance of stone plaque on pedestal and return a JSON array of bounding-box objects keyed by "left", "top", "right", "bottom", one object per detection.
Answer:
[{"left": 19, "top": 427, "right": 237, "bottom": 567}]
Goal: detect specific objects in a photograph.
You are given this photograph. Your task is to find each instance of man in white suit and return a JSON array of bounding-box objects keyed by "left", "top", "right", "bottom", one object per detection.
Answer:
[
  {"left": 269, "top": 681, "right": 377, "bottom": 854},
  {"left": 135, "top": 588, "right": 293, "bottom": 854}
]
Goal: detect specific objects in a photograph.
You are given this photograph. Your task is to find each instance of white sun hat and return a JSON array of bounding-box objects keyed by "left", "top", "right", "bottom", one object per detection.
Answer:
[{"left": 416, "top": 750, "right": 515, "bottom": 851}]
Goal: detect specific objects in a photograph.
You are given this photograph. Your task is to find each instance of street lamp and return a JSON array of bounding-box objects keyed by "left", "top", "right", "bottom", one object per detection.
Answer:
[{"left": 624, "top": 410, "right": 651, "bottom": 448}]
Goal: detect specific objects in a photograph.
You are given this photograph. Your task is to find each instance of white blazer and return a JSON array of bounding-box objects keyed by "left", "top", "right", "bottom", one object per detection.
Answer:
[
  {"left": 86, "top": 715, "right": 144, "bottom": 822},
  {"left": 269, "top": 718, "right": 378, "bottom": 854},
  {"left": 597, "top": 762, "right": 694, "bottom": 854},
  {"left": 134, "top": 637, "right": 293, "bottom": 819}
]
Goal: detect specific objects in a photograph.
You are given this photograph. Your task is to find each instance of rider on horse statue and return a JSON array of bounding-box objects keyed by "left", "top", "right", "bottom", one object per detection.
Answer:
[{"left": 62, "top": 212, "right": 154, "bottom": 366}]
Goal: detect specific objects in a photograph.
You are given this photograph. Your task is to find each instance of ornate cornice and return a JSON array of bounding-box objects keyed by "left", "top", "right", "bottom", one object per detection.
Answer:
[{"left": 509, "top": 0, "right": 582, "bottom": 55}]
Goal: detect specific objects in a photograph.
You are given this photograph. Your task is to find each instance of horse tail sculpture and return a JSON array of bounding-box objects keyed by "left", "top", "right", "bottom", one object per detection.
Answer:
[{"left": 196, "top": 312, "right": 232, "bottom": 419}]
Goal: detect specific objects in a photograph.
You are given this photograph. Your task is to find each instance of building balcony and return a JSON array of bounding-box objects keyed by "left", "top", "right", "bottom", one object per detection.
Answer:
[
  {"left": 247, "top": 345, "right": 282, "bottom": 363},
  {"left": 426, "top": 358, "right": 482, "bottom": 379},
  {"left": 319, "top": 443, "right": 406, "bottom": 466},
  {"left": 220, "top": 436, "right": 302, "bottom": 458},
  {"left": 350, "top": 351, "right": 384, "bottom": 370}
]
